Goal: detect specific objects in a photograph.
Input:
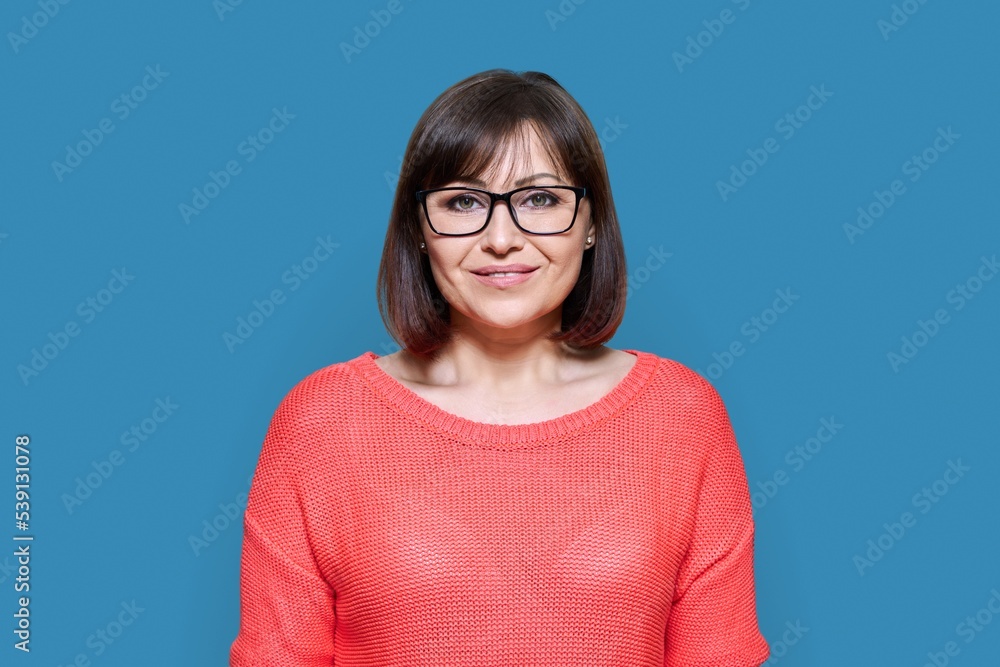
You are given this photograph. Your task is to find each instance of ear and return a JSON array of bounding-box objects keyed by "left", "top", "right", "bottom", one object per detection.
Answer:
[{"left": 582, "top": 197, "right": 596, "bottom": 242}]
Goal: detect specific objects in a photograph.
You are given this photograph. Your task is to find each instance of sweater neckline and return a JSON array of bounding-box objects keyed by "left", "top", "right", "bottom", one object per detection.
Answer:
[{"left": 350, "top": 348, "right": 659, "bottom": 448}]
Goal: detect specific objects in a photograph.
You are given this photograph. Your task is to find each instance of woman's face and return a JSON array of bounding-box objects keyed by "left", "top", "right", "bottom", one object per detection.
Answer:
[{"left": 420, "top": 125, "right": 595, "bottom": 339}]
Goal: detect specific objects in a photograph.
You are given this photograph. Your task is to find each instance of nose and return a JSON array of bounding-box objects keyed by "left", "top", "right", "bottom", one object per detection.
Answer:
[{"left": 481, "top": 198, "right": 524, "bottom": 253}]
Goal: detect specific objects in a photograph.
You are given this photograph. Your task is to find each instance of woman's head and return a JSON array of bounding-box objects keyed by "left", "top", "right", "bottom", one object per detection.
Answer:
[{"left": 377, "top": 69, "right": 627, "bottom": 359}]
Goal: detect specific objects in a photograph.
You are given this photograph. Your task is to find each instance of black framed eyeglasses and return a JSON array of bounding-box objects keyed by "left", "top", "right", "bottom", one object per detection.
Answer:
[{"left": 415, "top": 185, "right": 586, "bottom": 237}]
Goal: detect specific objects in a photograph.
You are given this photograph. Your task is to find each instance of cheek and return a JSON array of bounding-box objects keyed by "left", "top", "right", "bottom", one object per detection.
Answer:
[
  {"left": 425, "top": 248, "right": 466, "bottom": 295},
  {"left": 550, "top": 245, "right": 586, "bottom": 273},
  {"left": 425, "top": 259, "right": 449, "bottom": 293},
  {"left": 558, "top": 263, "right": 585, "bottom": 291}
]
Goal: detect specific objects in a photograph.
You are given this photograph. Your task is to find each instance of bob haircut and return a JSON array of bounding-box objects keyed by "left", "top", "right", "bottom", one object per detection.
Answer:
[{"left": 377, "top": 69, "right": 628, "bottom": 360}]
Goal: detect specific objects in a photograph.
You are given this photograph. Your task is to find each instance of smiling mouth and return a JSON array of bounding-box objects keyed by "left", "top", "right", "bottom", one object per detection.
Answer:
[
  {"left": 471, "top": 266, "right": 539, "bottom": 277},
  {"left": 470, "top": 267, "right": 538, "bottom": 288}
]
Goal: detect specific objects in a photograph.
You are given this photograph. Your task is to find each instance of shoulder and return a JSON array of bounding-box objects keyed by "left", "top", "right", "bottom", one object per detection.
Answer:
[
  {"left": 265, "top": 352, "right": 374, "bottom": 435},
  {"left": 627, "top": 349, "right": 738, "bottom": 461},
  {"left": 252, "top": 352, "right": 376, "bottom": 479},
  {"left": 632, "top": 349, "right": 728, "bottom": 413},
  {"left": 288, "top": 351, "right": 371, "bottom": 397},
  {"left": 632, "top": 352, "right": 749, "bottom": 493}
]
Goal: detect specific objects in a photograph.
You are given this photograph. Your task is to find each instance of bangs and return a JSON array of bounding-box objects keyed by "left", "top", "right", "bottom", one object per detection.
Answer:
[{"left": 415, "top": 101, "right": 575, "bottom": 192}]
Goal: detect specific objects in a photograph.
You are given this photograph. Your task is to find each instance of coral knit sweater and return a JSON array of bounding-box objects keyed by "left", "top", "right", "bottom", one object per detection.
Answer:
[{"left": 230, "top": 349, "right": 770, "bottom": 667}]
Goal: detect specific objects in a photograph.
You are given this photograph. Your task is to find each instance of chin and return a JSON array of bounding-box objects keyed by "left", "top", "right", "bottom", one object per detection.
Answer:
[{"left": 474, "top": 305, "right": 561, "bottom": 330}]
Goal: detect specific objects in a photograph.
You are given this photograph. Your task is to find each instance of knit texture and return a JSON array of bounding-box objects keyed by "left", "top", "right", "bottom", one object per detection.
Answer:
[{"left": 230, "top": 349, "right": 770, "bottom": 666}]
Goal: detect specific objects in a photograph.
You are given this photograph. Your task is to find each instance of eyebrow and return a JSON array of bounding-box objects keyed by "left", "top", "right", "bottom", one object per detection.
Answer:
[
  {"left": 457, "top": 172, "right": 565, "bottom": 188},
  {"left": 517, "top": 172, "right": 564, "bottom": 187}
]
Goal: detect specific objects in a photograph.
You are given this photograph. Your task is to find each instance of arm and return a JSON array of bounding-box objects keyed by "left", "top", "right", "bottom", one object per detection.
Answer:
[
  {"left": 663, "top": 380, "right": 770, "bottom": 667},
  {"left": 230, "top": 388, "right": 337, "bottom": 666}
]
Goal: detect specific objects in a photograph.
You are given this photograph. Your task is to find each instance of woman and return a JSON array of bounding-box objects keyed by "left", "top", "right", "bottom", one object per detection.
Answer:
[{"left": 230, "top": 69, "right": 770, "bottom": 666}]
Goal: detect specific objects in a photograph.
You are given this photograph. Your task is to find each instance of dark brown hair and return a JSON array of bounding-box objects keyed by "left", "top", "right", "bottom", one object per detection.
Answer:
[{"left": 376, "top": 69, "right": 628, "bottom": 360}]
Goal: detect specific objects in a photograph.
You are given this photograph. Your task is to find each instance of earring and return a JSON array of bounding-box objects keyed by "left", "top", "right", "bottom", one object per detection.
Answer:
[
  {"left": 420, "top": 242, "right": 426, "bottom": 249},
  {"left": 586, "top": 236, "right": 592, "bottom": 245}
]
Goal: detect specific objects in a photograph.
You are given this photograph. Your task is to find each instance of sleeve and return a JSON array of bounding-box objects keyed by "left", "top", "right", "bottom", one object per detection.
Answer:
[
  {"left": 663, "top": 380, "right": 770, "bottom": 667},
  {"left": 230, "top": 386, "right": 337, "bottom": 666}
]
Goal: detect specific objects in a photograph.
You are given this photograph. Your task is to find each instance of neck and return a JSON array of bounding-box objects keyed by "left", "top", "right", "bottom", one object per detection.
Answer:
[{"left": 404, "top": 309, "right": 597, "bottom": 392}]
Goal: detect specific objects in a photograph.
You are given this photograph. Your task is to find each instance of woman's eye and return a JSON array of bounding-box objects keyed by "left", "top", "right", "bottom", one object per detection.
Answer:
[
  {"left": 451, "top": 195, "right": 481, "bottom": 210},
  {"left": 526, "top": 192, "right": 555, "bottom": 207}
]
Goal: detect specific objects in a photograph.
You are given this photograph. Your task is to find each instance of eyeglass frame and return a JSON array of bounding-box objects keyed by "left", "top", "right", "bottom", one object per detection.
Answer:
[{"left": 414, "top": 184, "right": 587, "bottom": 237}]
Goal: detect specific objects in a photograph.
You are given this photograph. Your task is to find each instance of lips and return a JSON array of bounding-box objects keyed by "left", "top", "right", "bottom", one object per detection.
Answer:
[
  {"left": 469, "top": 264, "right": 540, "bottom": 288},
  {"left": 471, "top": 264, "right": 538, "bottom": 276}
]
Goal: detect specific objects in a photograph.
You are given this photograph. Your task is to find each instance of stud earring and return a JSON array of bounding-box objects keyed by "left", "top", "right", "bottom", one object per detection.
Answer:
[
  {"left": 420, "top": 242, "right": 426, "bottom": 249},
  {"left": 586, "top": 236, "right": 592, "bottom": 245}
]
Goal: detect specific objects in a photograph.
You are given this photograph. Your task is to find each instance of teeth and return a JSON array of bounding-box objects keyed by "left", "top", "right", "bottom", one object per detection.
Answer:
[{"left": 487, "top": 272, "right": 520, "bottom": 277}]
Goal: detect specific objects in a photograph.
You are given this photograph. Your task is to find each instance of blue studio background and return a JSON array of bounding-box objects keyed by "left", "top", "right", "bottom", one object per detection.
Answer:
[{"left": 3, "top": 0, "right": 999, "bottom": 665}]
